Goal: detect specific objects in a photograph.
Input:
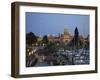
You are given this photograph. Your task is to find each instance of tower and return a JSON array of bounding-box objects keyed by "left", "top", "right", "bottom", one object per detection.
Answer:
[{"left": 63, "top": 27, "right": 70, "bottom": 42}]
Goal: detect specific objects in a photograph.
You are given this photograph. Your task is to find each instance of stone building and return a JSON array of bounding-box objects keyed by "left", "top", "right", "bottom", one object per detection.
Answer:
[
  {"left": 62, "top": 27, "right": 71, "bottom": 42},
  {"left": 48, "top": 27, "right": 71, "bottom": 43}
]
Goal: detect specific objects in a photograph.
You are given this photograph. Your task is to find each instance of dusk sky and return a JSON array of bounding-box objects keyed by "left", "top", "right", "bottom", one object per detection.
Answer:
[{"left": 26, "top": 12, "right": 89, "bottom": 38}]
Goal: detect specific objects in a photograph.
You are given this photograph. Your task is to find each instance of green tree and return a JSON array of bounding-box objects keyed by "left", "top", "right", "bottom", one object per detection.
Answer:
[
  {"left": 74, "top": 27, "right": 79, "bottom": 47},
  {"left": 75, "top": 27, "right": 79, "bottom": 38},
  {"left": 26, "top": 32, "right": 37, "bottom": 45},
  {"left": 45, "top": 42, "right": 57, "bottom": 53},
  {"left": 42, "top": 35, "right": 48, "bottom": 44}
]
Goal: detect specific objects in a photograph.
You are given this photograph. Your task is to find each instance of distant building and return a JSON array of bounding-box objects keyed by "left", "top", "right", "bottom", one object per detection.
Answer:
[
  {"left": 48, "top": 27, "right": 72, "bottom": 43},
  {"left": 48, "top": 34, "right": 54, "bottom": 42},
  {"left": 62, "top": 27, "right": 71, "bottom": 42},
  {"left": 79, "top": 35, "right": 89, "bottom": 42}
]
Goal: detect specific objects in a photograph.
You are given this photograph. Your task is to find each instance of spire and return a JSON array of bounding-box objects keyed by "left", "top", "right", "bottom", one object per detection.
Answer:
[{"left": 74, "top": 27, "right": 79, "bottom": 37}]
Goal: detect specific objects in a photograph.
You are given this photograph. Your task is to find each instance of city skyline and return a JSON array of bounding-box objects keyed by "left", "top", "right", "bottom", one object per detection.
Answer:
[{"left": 26, "top": 12, "right": 89, "bottom": 38}]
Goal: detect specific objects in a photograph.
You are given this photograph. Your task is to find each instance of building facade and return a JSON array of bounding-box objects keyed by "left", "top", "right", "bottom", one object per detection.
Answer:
[
  {"left": 48, "top": 27, "right": 71, "bottom": 43},
  {"left": 63, "top": 28, "right": 71, "bottom": 42}
]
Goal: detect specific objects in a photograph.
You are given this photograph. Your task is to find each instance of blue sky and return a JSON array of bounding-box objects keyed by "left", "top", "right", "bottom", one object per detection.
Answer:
[{"left": 26, "top": 12, "right": 89, "bottom": 38}]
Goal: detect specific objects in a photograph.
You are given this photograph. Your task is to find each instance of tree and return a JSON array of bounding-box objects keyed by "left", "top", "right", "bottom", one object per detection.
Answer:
[
  {"left": 45, "top": 42, "right": 57, "bottom": 53},
  {"left": 42, "top": 35, "right": 48, "bottom": 44},
  {"left": 26, "top": 32, "right": 37, "bottom": 45},
  {"left": 67, "top": 27, "right": 84, "bottom": 49},
  {"left": 74, "top": 27, "right": 79, "bottom": 38},
  {"left": 74, "top": 27, "right": 79, "bottom": 49}
]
